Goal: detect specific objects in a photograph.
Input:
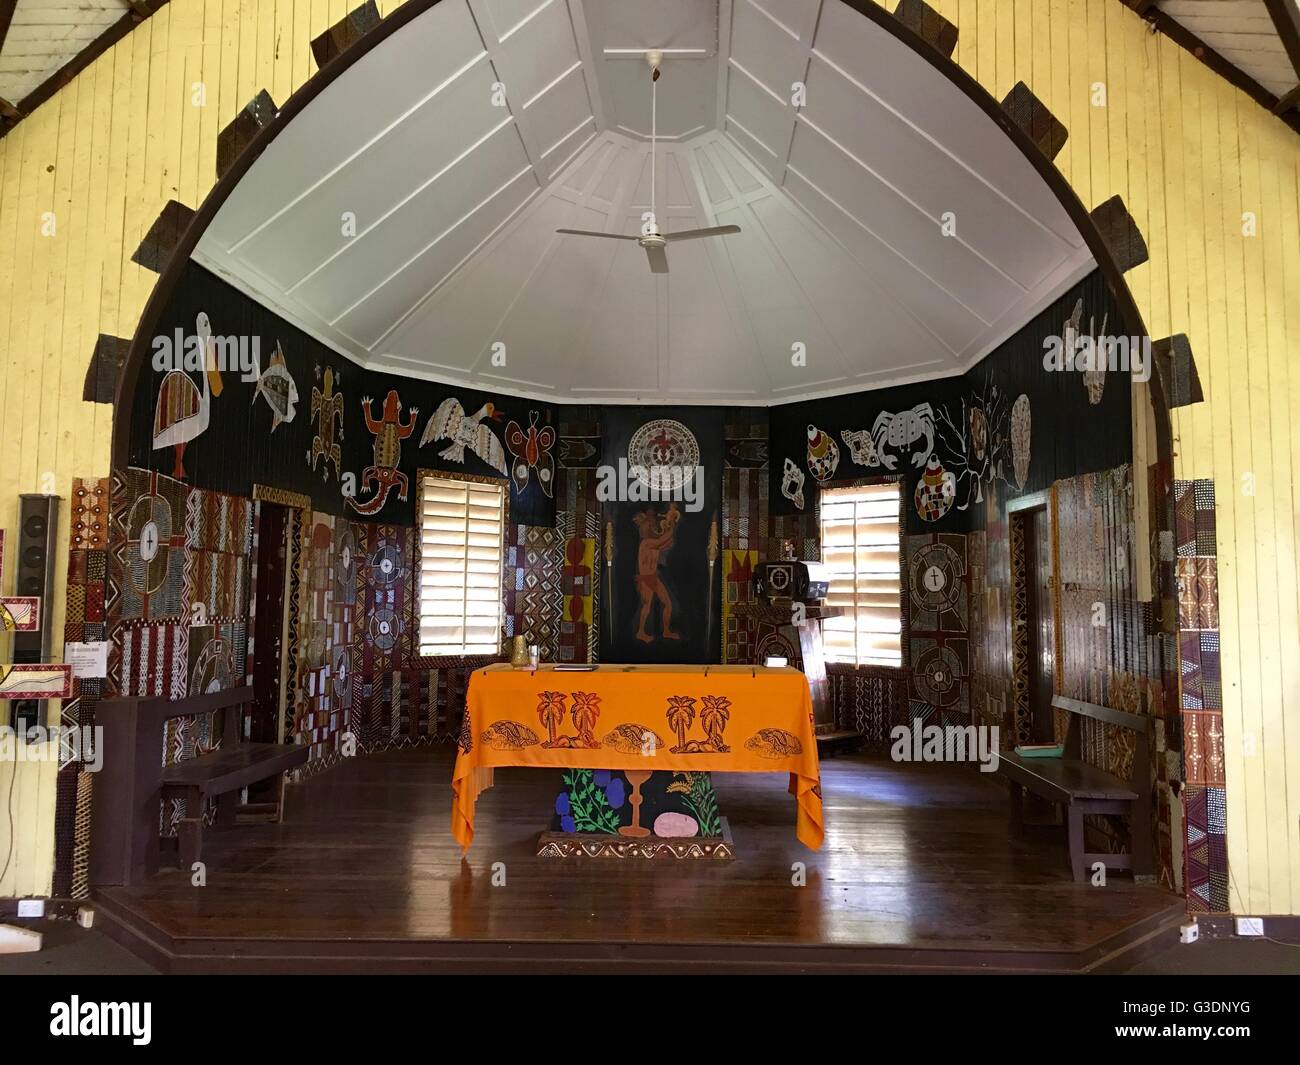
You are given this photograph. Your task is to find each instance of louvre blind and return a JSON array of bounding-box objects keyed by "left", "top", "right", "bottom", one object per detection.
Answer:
[
  {"left": 418, "top": 474, "right": 505, "bottom": 656},
  {"left": 819, "top": 482, "right": 903, "bottom": 668}
]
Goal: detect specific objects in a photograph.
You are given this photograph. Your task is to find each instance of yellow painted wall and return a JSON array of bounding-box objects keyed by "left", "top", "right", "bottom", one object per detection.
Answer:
[
  {"left": 1, "top": 0, "right": 1296, "bottom": 912},
  {"left": 899, "top": 0, "right": 1300, "bottom": 916},
  {"left": 0, "top": 0, "right": 405, "bottom": 898}
]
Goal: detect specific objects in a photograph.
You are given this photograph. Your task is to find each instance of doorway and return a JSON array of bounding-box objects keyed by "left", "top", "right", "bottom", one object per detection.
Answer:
[
  {"left": 1009, "top": 494, "right": 1056, "bottom": 746},
  {"left": 249, "top": 501, "right": 296, "bottom": 754}
]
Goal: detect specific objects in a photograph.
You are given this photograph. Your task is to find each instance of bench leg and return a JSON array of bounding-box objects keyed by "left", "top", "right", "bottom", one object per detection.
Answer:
[
  {"left": 175, "top": 786, "right": 204, "bottom": 869},
  {"left": 1131, "top": 799, "right": 1154, "bottom": 878},
  {"left": 1008, "top": 781, "right": 1025, "bottom": 837},
  {"left": 215, "top": 790, "right": 237, "bottom": 828},
  {"left": 1067, "top": 805, "right": 1086, "bottom": 883}
]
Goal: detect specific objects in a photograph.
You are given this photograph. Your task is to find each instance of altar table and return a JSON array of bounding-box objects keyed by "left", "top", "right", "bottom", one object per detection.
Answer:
[{"left": 451, "top": 663, "right": 823, "bottom": 851}]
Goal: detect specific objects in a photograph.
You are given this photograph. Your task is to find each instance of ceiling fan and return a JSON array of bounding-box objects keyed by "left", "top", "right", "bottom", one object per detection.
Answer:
[{"left": 556, "top": 50, "right": 740, "bottom": 274}]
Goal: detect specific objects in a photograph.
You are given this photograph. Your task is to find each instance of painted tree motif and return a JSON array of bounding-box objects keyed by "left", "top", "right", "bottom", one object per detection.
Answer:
[
  {"left": 536, "top": 691, "right": 567, "bottom": 747},
  {"left": 700, "top": 695, "right": 732, "bottom": 752},
  {"left": 666, "top": 695, "right": 697, "bottom": 753},
  {"left": 570, "top": 691, "right": 601, "bottom": 745},
  {"left": 934, "top": 371, "right": 1017, "bottom": 512}
]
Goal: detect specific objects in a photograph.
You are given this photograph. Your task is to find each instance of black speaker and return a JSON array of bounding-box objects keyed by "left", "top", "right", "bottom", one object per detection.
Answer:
[
  {"left": 10, "top": 494, "right": 59, "bottom": 739},
  {"left": 13, "top": 493, "right": 59, "bottom": 663}
]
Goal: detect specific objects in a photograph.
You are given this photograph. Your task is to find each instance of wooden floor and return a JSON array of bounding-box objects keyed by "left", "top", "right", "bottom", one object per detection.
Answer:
[{"left": 95, "top": 749, "right": 1185, "bottom": 973}]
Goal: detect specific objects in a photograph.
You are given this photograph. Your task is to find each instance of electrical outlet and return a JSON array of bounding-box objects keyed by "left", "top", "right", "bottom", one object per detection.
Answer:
[
  {"left": 1179, "top": 921, "right": 1199, "bottom": 944},
  {"left": 1235, "top": 917, "right": 1265, "bottom": 937},
  {"left": 16, "top": 899, "right": 44, "bottom": 918}
]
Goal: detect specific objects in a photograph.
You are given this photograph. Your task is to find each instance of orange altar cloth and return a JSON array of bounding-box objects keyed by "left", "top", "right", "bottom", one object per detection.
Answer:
[{"left": 451, "top": 663, "right": 824, "bottom": 851}]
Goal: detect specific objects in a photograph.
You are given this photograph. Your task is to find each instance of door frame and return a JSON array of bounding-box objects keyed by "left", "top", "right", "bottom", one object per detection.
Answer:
[{"left": 1007, "top": 491, "right": 1054, "bottom": 747}]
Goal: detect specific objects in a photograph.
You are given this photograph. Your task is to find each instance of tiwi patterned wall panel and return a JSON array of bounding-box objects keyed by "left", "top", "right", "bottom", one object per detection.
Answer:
[
  {"left": 1175, "top": 479, "right": 1228, "bottom": 912},
  {"left": 54, "top": 478, "right": 110, "bottom": 898},
  {"left": 906, "top": 533, "right": 970, "bottom": 732},
  {"left": 0, "top": 0, "right": 407, "bottom": 896},
  {"left": 879, "top": 0, "right": 1300, "bottom": 916},
  {"left": 1054, "top": 464, "right": 1174, "bottom": 889},
  {"left": 721, "top": 418, "right": 768, "bottom": 667},
  {"left": 107, "top": 468, "right": 254, "bottom": 835},
  {"left": 556, "top": 414, "right": 602, "bottom": 666}
]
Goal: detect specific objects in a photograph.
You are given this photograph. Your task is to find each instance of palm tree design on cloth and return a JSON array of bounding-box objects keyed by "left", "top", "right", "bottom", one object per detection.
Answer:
[
  {"left": 700, "top": 695, "right": 732, "bottom": 752},
  {"left": 537, "top": 690, "right": 601, "bottom": 749},
  {"left": 536, "top": 691, "right": 567, "bottom": 747},
  {"left": 570, "top": 692, "right": 601, "bottom": 748},
  {"left": 667, "top": 694, "right": 732, "bottom": 754},
  {"left": 666, "top": 696, "right": 697, "bottom": 753}
]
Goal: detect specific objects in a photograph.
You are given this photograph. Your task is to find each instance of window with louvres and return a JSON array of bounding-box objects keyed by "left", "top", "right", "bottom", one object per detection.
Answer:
[
  {"left": 417, "top": 474, "right": 506, "bottom": 656},
  {"left": 818, "top": 482, "right": 903, "bottom": 668}
]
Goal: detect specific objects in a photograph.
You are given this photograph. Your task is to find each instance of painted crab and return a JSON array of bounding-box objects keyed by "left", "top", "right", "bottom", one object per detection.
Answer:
[{"left": 871, "top": 403, "right": 936, "bottom": 470}]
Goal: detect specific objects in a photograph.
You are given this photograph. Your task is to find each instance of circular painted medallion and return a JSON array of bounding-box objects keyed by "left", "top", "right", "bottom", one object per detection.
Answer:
[
  {"left": 914, "top": 644, "right": 963, "bottom": 707},
  {"left": 627, "top": 419, "right": 700, "bottom": 491}
]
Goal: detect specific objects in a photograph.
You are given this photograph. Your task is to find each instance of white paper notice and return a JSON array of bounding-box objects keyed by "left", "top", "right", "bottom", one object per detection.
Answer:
[{"left": 65, "top": 640, "right": 109, "bottom": 679}]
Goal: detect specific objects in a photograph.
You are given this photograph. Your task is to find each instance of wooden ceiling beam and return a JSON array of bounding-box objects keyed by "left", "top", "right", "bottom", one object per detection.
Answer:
[
  {"left": 1262, "top": 0, "right": 1300, "bottom": 84},
  {"left": 1141, "top": 5, "right": 1300, "bottom": 135},
  {"left": 0, "top": 0, "right": 170, "bottom": 141},
  {"left": 0, "top": 0, "right": 18, "bottom": 55}
]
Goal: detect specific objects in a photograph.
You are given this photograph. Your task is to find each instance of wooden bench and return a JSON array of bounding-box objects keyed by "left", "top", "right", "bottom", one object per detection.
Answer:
[
  {"left": 999, "top": 695, "right": 1153, "bottom": 883},
  {"left": 91, "top": 686, "right": 308, "bottom": 886}
]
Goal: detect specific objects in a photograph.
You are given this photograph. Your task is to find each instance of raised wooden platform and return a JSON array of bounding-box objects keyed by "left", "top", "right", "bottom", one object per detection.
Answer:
[{"left": 93, "top": 749, "right": 1184, "bottom": 973}]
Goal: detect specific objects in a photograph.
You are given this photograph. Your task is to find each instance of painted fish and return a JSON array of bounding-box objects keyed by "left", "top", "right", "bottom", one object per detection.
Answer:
[{"left": 252, "top": 341, "right": 299, "bottom": 431}]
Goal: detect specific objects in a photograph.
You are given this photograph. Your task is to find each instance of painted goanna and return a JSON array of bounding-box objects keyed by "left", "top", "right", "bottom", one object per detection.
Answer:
[{"left": 348, "top": 391, "right": 418, "bottom": 515}]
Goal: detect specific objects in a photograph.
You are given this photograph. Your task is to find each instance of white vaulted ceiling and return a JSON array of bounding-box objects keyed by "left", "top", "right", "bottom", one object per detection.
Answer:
[{"left": 195, "top": 0, "right": 1095, "bottom": 405}]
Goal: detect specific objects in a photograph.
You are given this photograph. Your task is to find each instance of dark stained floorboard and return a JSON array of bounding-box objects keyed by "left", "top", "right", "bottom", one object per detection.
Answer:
[{"left": 100, "top": 748, "right": 1180, "bottom": 954}]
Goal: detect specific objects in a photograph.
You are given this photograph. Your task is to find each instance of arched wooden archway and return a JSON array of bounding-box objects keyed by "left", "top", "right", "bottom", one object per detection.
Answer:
[{"left": 105, "top": 0, "right": 1184, "bottom": 899}]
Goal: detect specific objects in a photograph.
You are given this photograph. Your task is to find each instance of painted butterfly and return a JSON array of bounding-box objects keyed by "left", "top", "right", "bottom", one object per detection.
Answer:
[{"left": 504, "top": 410, "right": 557, "bottom": 498}]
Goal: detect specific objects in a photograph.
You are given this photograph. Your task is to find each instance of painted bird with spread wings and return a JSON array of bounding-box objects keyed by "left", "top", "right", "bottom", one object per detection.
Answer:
[{"left": 420, "top": 398, "right": 508, "bottom": 476}]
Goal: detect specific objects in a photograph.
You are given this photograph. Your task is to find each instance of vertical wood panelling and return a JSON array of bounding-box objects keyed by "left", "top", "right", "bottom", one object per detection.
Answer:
[
  {"left": 862, "top": 0, "right": 1300, "bottom": 915},
  {"left": 0, "top": 0, "right": 403, "bottom": 898}
]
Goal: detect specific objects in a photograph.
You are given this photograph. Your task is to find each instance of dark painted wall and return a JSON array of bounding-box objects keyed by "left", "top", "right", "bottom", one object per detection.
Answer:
[
  {"left": 768, "top": 269, "right": 1133, "bottom": 532},
  {"left": 126, "top": 263, "right": 558, "bottom": 526},
  {"left": 128, "top": 262, "right": 1131, "bottom": 544}
]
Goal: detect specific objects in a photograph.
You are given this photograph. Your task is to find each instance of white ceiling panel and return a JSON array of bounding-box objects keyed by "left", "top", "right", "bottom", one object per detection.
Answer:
[
  {"left": 195, "top": 0, "right": 1096, "bottom": 405},
  {"left": 482, "top": 0, "right": 581, "bottom": 103},
  {"left": 724, "top": 63, "right": 791, "bottom": 165},
  {"left": 235, "top": 65, "right": 506, "bottom": 289},
  {"left": 729, "top": 0, "right": 808, "bottom": 98},
  {"left": 799, "top": 54, "right": 1072, "bottom": 290},
  {"left": 520, "top": 63, "right": 593, "bottom": 155},
  {"left": 299, "top": 122, "right": 532, "bottom": 323},
  {"left": 746, "top": 0, "right": 820, "bottom": 41},
  {"left": 811, "top": 0, "right": 1083, "bottom": 248},
  {"left": 203, "top": 1, "right": 488, "bottom": 251},
  {"left": 787, "top": 121, "right": 1020, "bottom": 324},
  {"left": 335, "top": 166, "right": 540, "bottom": 347}
]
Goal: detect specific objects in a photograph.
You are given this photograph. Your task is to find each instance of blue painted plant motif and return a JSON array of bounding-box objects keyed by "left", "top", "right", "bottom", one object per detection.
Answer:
[
  {"left": 560, "top": 815, "right": 576, "bottom": 833},
  {"left": 560, "top": 769, "right": 622, "bottom": 833},
  {"left": 555, "top": 791, "right": 571, "bottom": 816},
  {"left": 593, "top": 770, "right": 611, "bottom": 787},
  {"left": 604, "top": 777, "right": 625, "bottom": 809}
]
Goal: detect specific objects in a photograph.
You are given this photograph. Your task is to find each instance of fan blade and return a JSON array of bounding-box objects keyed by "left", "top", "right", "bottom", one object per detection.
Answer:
[
  {"left": 555, "top": 228, "right": 638, "bottom": 240},
  {"left": 663, "top": 225, "right": 742, "bottom": 243},
  {"left": 644, "top": 244, "right": 669, "bottom": 274}
]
